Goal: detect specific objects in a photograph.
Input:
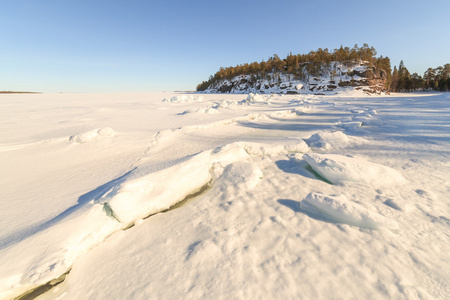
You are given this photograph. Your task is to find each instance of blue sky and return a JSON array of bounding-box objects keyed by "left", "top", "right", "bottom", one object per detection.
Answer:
[{"left": 1, "top": 0, "right": 449, "bottom": 92}]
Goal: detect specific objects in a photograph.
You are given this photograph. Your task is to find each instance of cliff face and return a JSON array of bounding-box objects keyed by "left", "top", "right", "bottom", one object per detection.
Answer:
[{"left": 201, "top": 62, "right": 388, "bottom": 95}]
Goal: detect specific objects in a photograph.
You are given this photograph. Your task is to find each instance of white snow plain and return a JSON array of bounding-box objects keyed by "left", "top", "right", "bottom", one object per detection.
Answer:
[{"left": 0, "top": 91, "right": 449, "bottom": 299}]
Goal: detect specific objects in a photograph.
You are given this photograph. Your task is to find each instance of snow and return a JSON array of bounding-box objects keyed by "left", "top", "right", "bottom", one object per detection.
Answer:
[
  {"left": 243, "top": 92, "right": 267, "bottom": 103},
  {"left": 295, "top": 83, "right": 303, "bottom": 90},
  {"left": 240, "top": 138, "right": 309, "bottom": 157},
  {"left": 216, "top": 161, "right": 263, "bottom": 191},
  {"left": 163, "top": 95, "right": 204, "bottom": 103},
  {"left": 302, "top": 153, "right": 406, "bottom": 186},
  {"left": 69, "top": 127, "right": 115, "bottom": 143},
  {"left": 1, "top": 91, "right": 449, "bottom": 299},
  {"left": 304, "top": 131, "right": 350, "bottom": 150},
  {"left": 299, "top": 192, "right": 399, "bottom": 230},
  {"left": 0, "top": 203, "right": 122, "bottom": 299},
  {"left": 106, "top": 143, "right": 250, "bottom": 226}
]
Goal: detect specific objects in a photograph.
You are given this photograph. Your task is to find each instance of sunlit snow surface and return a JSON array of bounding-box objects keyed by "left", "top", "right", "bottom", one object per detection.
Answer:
[{"left": 0, "top": 91, "right": 449, "bottom": 299}]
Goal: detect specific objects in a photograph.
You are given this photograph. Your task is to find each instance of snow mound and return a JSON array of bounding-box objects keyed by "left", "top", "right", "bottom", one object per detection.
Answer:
[
  {"left": 196, "top": 106, "right": 220, "bottom": 114},
  {"left": 181, "top": 106, "right": 220, "bottom": 115},
  {"left": 352, "top": 113, "right": 375, "bottom": 124},
  {"left": 104, "top": 143, "right": 250, "bottom": 226},
  {"left": 284, "top": 139, "right": 310, "bottom": 153},
  {"left": 303, "top": 153, "right": 406, "bottom": 186},
  {"left": 69, "top": 127, "right": 115, "bottom": 143},
  {"left": 218, "top": 161, "right": 263, "bottom": 190},
  {"left": 240, "top": 139, "right": 309, "bottom": 157},
  {"left": 337, "top": 121, "right": 364, "bottom": 132},
  {"left": 337, "top": 108, "right": 379, "bottom": 132},
  {"left": 241, "top": 142, "right": 286, "bottom": 157},
  {"left": 216, "top": 99, "right": 238, "bottom": 109},
  {"left": 305, "top": 131, "right": 349, "bottom": 150},
  {"left": 300, "top": 192, "right": 399, "bottom": 230},
  {"left": 243, "top": 93, "right": 266, "bottom": 103},
  {"left": 163, "top": 95, "right": 204, "bottom": 103}
]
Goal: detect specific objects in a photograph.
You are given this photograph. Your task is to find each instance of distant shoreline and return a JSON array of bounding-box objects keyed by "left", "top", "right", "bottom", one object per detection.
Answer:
[{"left": 0, "top": 91, "right": 41, "bottom": 94}]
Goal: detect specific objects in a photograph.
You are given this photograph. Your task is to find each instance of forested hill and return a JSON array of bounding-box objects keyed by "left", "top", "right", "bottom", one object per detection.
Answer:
[{"left": 197, "top": 44, "right": 391, "bottom": 94}]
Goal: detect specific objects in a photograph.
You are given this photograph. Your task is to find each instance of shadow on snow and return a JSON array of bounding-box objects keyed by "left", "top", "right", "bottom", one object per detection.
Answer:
[{"left": 0, "top": 169, "right": 136, "bottom": 250}]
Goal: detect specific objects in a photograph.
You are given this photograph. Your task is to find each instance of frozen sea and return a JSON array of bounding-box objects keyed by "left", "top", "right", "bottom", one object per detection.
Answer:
[{"left": 0, "top": 91, "right": 449, "bottom": 299}]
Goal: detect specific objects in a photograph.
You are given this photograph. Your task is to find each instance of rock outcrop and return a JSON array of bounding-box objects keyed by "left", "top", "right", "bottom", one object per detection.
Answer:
[{"left": 200, "top": 62, "right": 388, "bottom": 95}]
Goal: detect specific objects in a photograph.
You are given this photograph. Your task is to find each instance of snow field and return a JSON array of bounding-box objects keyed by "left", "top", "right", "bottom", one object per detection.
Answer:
[
  {"left": 0, "top": 143, "right": 257, "bottom": 298},
  {"left": 1, "top": 138, "right": 298, "bottom": 299},
  {"left": 1, "top": 91, "right": 449, "bottom": 299}
]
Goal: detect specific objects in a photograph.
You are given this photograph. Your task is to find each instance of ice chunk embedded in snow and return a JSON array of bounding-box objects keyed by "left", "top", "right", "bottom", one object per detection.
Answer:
[
  {"left": 197, "top": 106, "right": 220, "bottom": 114},
  {"left": 302, "top": 153, "right": 406, "bottom": 186},
  {"left": 105, "top": 143, "right": 250, "bottom": 226},
  {"left": 284, "top": 139, "right": 309, "bottom": 153},
  {"left": 163, "top": 95, "right": 204, "bottom": 103},
  {"left": 241, "top": 142, "right": 287, "bottom": 157},
  {"left": 305, "top": 131, "right": 349, "bottom": 150},
  {"left": 300, "top": 192, "right": 399, "bottom": 230},
  {"left": 240, "top": 139, "right": 309, "bottom": 157},
  {"left": 243, "top": 93, "right": 266, "bottom": 103},
  {"left": 0, "top": 203, "right": 122, "bottom": 299}
]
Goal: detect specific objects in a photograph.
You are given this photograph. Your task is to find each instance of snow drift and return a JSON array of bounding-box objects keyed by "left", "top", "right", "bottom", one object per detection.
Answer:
[
  {"left": 69, "top": 127, "right": 115, "bottom": 143},
  {"left": 300, "top": 192, "right": 399, "bottom": 230},
  {"left": 305, "top": 131, "right": 350, "bottom": 150},
  {"left": 302, "top": 153, "right": 406, "bottom": 186}
]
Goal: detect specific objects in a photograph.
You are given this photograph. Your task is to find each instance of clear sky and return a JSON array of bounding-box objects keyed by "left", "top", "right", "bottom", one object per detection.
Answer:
[{"left": 1, "top": 0, "right": 449, "bottom": 92}]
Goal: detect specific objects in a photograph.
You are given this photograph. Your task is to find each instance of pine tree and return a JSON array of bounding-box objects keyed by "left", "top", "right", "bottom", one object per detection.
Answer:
[{"left": 391, "top": 66, "right": 399, "bottom": 92}]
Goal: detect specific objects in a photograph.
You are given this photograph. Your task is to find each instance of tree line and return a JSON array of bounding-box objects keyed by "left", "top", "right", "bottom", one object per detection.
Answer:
[
  {"left": 197, "top": 45, "right": 448, "bottom": 93},
  {"left": 390, "top": 61, "right": 450, "bottom": 92}
]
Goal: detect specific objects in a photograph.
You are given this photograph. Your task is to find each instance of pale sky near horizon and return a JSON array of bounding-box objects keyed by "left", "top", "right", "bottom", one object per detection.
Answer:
[{"left": 1, "top": 0, "right": 449, "bottom": 93}]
